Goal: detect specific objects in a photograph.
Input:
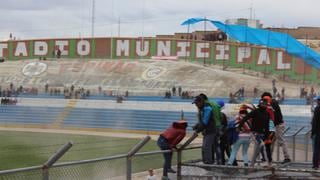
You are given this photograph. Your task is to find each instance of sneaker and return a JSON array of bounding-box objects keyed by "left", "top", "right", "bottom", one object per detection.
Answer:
[
  {"left": 167, "top": 168, "right": 176, "bottom": 173},
  {"left": 282, "top": 158, "right": 291, "bottom": 164},
  {"left": 312, "top": 167, "right": 319, "bottom": 170}
]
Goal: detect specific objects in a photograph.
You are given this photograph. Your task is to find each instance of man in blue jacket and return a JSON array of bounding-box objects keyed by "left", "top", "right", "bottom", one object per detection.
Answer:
[{"left": 193, "top": 95, "right": 220, "bottom": 164}]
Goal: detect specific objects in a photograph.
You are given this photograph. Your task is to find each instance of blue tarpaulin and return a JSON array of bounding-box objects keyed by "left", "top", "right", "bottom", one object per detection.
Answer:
[
  {"left": 181, "top": 18, "right": 209, "bottom": 26},
  {"left": 181, "top": 18, "right": 320, "bottom": 69}
]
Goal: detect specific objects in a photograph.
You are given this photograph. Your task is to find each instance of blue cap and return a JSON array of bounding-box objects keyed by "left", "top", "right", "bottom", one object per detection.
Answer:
[{"left": 217, "top": 100, "right": 225, "bottom": 108}]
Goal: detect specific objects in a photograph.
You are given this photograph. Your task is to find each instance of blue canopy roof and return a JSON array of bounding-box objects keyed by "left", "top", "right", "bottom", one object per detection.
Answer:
[{"left": 181, "top": 18, "right": 320, "bottom": 69}]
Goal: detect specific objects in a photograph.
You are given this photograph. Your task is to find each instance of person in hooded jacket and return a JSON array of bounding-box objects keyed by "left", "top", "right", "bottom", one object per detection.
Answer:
[
  {"left": 261, "top": 92, "right": 291, "bottom": 163},
  {"left": 238, "top": 98, "right": 272, "bottom": 167},
  {"left": 157, "top": 120, "right": 188, "bottom": 179},
  {"left": 228, "top": 105, "right": 251, "bottom": 166},
  {"left": 192, "top": 94, "right": 219, "bottom": 164}
]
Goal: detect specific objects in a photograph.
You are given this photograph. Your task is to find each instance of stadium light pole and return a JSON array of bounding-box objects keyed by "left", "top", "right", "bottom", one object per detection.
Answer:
[{"left": 91, "top": 0, "right": 96, "bottom": 38}]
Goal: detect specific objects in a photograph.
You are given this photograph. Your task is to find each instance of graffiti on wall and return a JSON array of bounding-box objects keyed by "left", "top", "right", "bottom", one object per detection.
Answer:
[{"left": 0, "top": 37, "right": 318, "bottom": 82}]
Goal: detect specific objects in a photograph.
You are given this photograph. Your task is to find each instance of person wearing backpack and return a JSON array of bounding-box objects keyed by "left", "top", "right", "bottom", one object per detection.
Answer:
[
  {"left": 198, "top": 94, "right": 223, "bottom": 164},
  {"left": 193, "top": 94, "right": 221, "bottom": 164},
  {"left": 228, "top": 105, "right": 251, "bottom": 166}
]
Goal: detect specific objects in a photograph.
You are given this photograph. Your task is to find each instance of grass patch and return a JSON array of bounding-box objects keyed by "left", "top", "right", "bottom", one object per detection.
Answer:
[{"left": 0, "top": 130, "right": 201, "bottom": 174}]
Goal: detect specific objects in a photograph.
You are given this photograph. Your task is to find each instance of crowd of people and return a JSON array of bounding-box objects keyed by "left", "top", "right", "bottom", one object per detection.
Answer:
[
  {"left": 164, "top": 86, "right": 193, "bottom": 99},
  {"left": 1, "top": 97, "right": 17, "bottom": 105},
  {"left": 157, "top": 91, "right": 301, "bottom": 179}
]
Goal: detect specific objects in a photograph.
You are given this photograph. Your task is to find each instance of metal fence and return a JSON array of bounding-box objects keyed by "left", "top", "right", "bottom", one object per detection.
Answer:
[{"left": 0, "top": 128, "right": 314, "bottom": 180}]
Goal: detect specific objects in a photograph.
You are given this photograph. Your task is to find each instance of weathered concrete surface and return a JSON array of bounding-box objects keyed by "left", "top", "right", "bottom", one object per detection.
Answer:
[{"left": 0, "top": 59, "right": 313, "bottom": 97}]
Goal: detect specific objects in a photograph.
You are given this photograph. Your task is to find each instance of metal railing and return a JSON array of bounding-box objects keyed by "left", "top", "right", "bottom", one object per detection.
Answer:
[{"left": 0, "top": 128, "right": 315, "bottom": 180}]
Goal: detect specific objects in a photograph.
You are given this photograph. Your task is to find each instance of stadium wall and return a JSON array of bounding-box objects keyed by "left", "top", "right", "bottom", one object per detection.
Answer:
[{"left": 0, "top": 37, "right": 319, "bottom": 82}]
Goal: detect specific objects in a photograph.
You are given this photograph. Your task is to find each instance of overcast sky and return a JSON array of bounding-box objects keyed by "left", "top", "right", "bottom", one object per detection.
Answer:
[{"left": 0, "top": 0, "right": 319, "bottom": 40}]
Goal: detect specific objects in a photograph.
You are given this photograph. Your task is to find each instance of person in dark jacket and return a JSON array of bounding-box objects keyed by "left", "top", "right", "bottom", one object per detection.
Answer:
[
  {"left": 311, "top": 96, "right": 320, "bottom": 169},
  {"left": 261, "top": 92, "right": 291, "bottom": 163},
  {"left": 157, "top": 120, "right": 188, "bottom": 178},
  {"left": 238, "top": 98, "right": 272, "bottom": 167},
  {"left": 192, "top": 95, "right": 218, "bottom": 164}
]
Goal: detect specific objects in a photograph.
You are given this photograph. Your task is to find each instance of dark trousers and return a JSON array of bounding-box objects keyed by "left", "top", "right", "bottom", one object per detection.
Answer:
[
  {"left": 251, "top": 134, "right": 272, "bottom": 166},
  {"left": 312, "top": 135, "right": 320, "bottom": 168},
  {"left": 220, "top": 136, "right": 231, "bottom": 165},
  {"left": 157, "top": 136, "right": 172, "bottom": 176}
]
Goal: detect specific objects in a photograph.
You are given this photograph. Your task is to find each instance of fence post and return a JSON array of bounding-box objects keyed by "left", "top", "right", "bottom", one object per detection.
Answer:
[
  {"left": 305, "top": 130, "right": 312, "bottom": 162},
  {"left": 42, "top": 142, "right": 73, "bottom": 180},
  {"left": 292, "top": 127, "right": 304, "bottom": 162},
  {"left": 126, "top": 136, "right": 151, "bottom": 180},
  {"left": 177, "top": 150, "right": 182, "bottom": 180},
  {"left": 177, "top": 132, "right": 198, "bottom": 180}
]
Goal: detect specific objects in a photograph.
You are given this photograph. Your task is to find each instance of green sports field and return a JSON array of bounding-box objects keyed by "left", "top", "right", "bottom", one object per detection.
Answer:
[{"left": 0, "top": 130, "right": 200, "bottom": 173}]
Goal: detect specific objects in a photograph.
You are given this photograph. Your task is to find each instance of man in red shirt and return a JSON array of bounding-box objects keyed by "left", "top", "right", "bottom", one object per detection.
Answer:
[{"left": 157, "top": 120, "right": 188, "bottom": 179}]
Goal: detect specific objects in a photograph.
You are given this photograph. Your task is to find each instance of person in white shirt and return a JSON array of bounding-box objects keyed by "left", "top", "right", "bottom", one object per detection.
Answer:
[{"left": 147, "top": 168, "right": 157, "bottom": 180}]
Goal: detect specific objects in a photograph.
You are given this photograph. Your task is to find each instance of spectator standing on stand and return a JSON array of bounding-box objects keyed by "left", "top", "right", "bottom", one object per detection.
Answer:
[
  {"left": 172, "top": 86, "right": 176, "bottom": 96},
  {"left": 178, "top": 86, "right": 182, "bottom": 96},
  {"left": 193, "top": 94, "right": 222, "bottom": 164},
  {"left": 57, "top": 49, "right": 61, "bottom": 58},
  {"left": 157, "top": 120, "right": 187, "bottom": 179},
  {"left": 238, "top": 98, "right": 272, "bottom": 167}
]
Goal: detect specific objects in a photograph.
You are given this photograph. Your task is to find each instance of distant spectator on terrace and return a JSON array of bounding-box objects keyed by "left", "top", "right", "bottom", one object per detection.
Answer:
[
  {"left": 57, "top": 49, "right": 61, "bottom": 58},
  {"left": 273, "top": 86, "right": 277, "bottom": 97},
  {"left": 178, "top": 86, "right": 182, "bottom": 96},
  {"left": 125, "top": 90, "right": 129, "bottom": 97},
  {"left": 281, "top": 87, "right": 285, "bottom": 99},
  {"left": 98, "top": 86, "right": 102, "bottom": 94},
  {"left": 18, "top": 85, "right": 23, "bottom": 94},
  {"left": 311, "top": 86, "right": 315, "bottom": 97},
  {"left": 272, "top": 79, "right": 276, "bottom": 88},
  {"left": 70, "top": 85, "right": 74, "bottom": 92},
  {"left": 165, "top": 91, "right": 171, "bottom": 99},
  {"left": 172, "top": 86, "right": 176, "bottom": 96},
  {"left": 9, "top": 83, "right": 13, "bottom": 91},
  {"left": 52, "top": 50, "right": 55, "bottom": 58},
  {"left": 253, "top": 87, "right": 258, "bottom": 98},
  {"left": 116, "top": 95, "right": 124, "bottom": 103},
  {"left": 45, "top": 83, "right": 49, "bottom": 93}
]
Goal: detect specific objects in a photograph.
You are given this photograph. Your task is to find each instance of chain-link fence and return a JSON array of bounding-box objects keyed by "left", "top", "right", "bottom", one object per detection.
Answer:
[{"left": 0, "top": 129, "right": 315, "bottom": 180}]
